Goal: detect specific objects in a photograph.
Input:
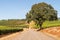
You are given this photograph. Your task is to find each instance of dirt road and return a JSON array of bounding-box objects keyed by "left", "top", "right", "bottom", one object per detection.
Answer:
[{"left": 0, "top": 29, "right": 56, "bottom": 40}]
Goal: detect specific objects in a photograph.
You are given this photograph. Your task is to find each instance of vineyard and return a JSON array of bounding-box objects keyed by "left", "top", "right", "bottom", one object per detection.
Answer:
[{"left": 0, "top": 19, "right": 27, "bottom": 36}]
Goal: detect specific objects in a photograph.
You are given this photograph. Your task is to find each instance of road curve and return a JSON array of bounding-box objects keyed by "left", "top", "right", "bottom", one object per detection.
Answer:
[{"left": 0, "top": 29, "right": 56, "bottom": 40}]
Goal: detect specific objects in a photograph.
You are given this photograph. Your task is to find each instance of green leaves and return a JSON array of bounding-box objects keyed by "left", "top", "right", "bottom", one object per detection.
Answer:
[{"left": 26, "top": 2, "right": 58, "bottom": 29}]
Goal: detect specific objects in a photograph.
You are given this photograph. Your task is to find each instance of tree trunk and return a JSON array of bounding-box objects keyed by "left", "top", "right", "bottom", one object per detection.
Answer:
[
  {"left": 37, "top": 22, "right": 43, "bottom": 31},
  {"left": 39, "top": 24, "right": 43, "bottom": 30}
]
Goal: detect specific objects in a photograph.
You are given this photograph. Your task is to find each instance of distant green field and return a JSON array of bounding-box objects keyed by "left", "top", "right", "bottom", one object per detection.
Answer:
[
  {"left": 42, "top": 20, "right": 60, "bottom": 28},
  {"left": 0, "top": 26, "right": 23, "bottom": 30}
]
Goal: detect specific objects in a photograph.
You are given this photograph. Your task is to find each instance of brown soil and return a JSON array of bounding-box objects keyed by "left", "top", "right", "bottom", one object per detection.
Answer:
[
  {"left": 42, "top": 27, "right": 60, "bottom": 37},
  {"left": 0, "top": 32, "right": 20, "bottom": 38},
  {"left": 0, "top": 33, "right": 12, "bottom": 38}
]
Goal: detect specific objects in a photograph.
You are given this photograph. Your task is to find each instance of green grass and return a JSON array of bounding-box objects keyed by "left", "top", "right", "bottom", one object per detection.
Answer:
[
  {"left": 0, "top": 26, "right": 23, "bottom": 35},
  {"left": 0, "top": 19, "right": 28, "bottom": 35},
  {"left": 0, "top": 26, "right": 22, "bottom": 30},
  {"left": 42, "top": 20, "right": 60, "bottom": 28},
  {"left": 35, "top": 20, "right": 60, "bottom": 29}
]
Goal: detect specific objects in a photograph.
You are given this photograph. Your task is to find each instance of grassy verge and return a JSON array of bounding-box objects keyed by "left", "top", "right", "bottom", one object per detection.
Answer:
[
  {"left": 0, "top": 26, "right": 23, "bottom": 35},
  {"left": 42, "top": 20, "right": 60, "bottom": 28},
  {"left": 34, "top": 20, "right": 60, "bottom": 29}
]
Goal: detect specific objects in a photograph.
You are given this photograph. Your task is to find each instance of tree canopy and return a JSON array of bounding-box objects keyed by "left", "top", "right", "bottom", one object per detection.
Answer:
[{"left": 26, "top": 2, "right": 58, "bottom": 30}]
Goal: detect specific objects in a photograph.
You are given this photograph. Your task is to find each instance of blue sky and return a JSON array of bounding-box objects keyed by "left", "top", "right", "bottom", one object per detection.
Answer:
[{"left": 0, "top": 0, "right": 60, "bottom": 20}]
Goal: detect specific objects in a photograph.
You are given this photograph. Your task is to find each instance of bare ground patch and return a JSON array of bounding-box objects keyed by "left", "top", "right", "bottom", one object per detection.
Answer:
[{"left": 41, "top": 27, "right": 60, "bottom": 38}]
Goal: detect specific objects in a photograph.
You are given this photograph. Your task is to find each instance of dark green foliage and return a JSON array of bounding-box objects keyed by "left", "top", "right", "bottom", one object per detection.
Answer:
[
  {"left": 26, "top": 2, "right": 58, "bottom": 30},
  {"left": 0, "top": 29, "right": 23, "bottom": 35}
]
